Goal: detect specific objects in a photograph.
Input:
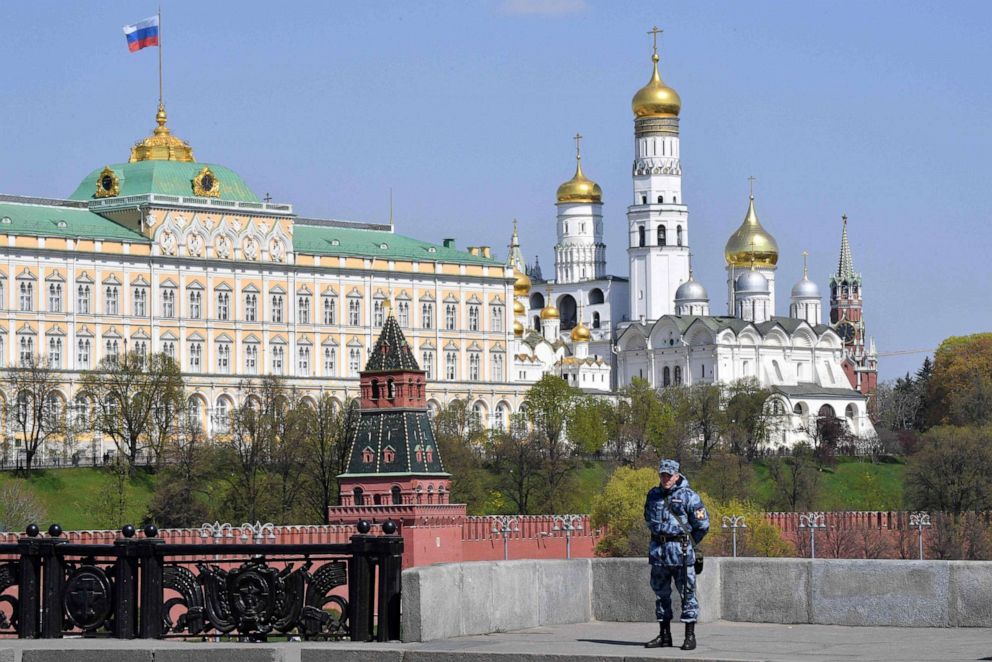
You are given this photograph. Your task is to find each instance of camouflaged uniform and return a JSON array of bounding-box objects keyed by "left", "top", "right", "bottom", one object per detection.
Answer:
[{"left": 643, "top": 472, "right": 709, "bottom": 622}]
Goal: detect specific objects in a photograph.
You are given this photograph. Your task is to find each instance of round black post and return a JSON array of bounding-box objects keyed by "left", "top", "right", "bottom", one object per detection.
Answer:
[
  {"left": 17, "top": 525, "right": 42, "bottom": 638},
  {"left": 113, "top": 531, "right": 140, "bottom": 638},
  {"left": 138, "top": 525, "right": 164, "bottom": 639},
  {"left": 348, "top": 533, "right": 375, "bottom": 642},
  {"left": 375, "top": 533, "right": 404, "bottom": 642}
]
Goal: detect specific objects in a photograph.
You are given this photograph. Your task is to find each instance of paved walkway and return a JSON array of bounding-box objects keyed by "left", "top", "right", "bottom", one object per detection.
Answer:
[{"left": 2, "top": 621, "right": 991, "bottom": 661}]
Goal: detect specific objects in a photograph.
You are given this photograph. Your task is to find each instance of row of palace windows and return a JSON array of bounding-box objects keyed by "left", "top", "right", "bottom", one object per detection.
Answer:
[
  {"left": 636, "top": 225, "right": 683, "bottom": 248},
  {"left": 1, "top": 336, "right": 507, "bottom": 382},
  {"left": 0, "top": 283, "right": 506, "bottom": 332}
]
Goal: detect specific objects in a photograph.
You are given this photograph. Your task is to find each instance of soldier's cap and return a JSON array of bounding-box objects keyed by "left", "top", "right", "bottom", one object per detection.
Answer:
[{"left": 658, "top": 459, "right": 680, "bottom": 475}]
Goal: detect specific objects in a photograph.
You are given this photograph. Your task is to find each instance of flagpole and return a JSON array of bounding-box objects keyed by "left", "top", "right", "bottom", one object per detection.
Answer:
[{"left": 158, "top": 6, "right": 163, "bottom": 107}]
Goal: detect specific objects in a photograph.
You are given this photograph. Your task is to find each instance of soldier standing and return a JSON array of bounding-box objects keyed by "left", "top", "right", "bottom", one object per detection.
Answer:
[{"left": 643, "top": 458, "right": 709, "bottom": 650}]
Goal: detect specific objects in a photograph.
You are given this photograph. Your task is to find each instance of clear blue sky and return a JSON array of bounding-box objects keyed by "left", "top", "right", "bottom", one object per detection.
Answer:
[{"left": 2, "top": 1, "right": 990, "bottom": 381}]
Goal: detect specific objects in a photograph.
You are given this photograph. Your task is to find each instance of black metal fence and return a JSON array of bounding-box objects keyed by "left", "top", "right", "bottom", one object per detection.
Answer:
[{"left": 0, "top": 520, "right": 402, "bottom": 642}]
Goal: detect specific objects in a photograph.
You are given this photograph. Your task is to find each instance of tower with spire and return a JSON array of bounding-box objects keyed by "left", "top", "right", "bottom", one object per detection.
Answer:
[
  {"left": 829, "top": 215, "right": 877, "bottom": 400},
  {"left": 554, "top": 134, "right": 606, "bottom": 284},
  {"left": 627, "top": 27, "right": 690, "bottom": 322}
]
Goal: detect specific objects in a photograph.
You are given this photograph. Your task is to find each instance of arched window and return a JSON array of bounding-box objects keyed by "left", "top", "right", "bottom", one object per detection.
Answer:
[
  {"left": 588, "top": 288, "right": 604, "bottom": 305},
  {"left": 391, "top": 485, "right": 402, "bottom": 505},
  {"left": 663, "top": 366, "right": 671, "bottom": 387},
  {"left": 638, "top": 226, "right": 646, "bottom": 247},
  {"left": 353, "top": 487, "right": 365, "bottom": 506},
  {"left": 371, "top": 379, "right": 380, "bottom": 401},
  {"left": 657, "top": 195, "right": 664, "bottom": 204},
  {"left": 387, "top": 379, "right": 396, "bottom": 400},
  {"left": 676, "top": 225, "right": 683, "bottom": 247},
  {"left": 657, "top": 226, "right": 666, "bottom": 246},
  {"left": 592, "top": 312, "right": 601, "bottom": 328},
  {"left": 641, "top": 195, "right": 647, "bottom": 204},
  {"left": 674, "top": 365, "right": 682, "bottom": 385}
]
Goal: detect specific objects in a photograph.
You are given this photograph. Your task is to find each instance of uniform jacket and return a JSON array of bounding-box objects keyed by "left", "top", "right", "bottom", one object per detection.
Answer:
[{"left": 643, "top": 476, "right": 710, "bottom": 566}]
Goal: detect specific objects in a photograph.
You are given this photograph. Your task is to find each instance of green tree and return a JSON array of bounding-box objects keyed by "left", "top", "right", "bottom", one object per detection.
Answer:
[
  {"left": 926, "top": 334, "right": 992, "bottom": 427},
  {"left": 724, "top": 378, "right": 771, "bottom": 459},
  {"left": 486, "top": 420, "right": 544, "bottom": 515},
  {"left": 904, "top": 426, "right": 992, "bottom": 513},
  {"left": 700, "top": 497, "right": 794, "bottom": 558},
  {"left": 607, "top": 378, "right": 673, "bottom": 466},
  {"left": 662, "top": 383, "right": 725, "bottom": 463},
  {"left": 590, "top": 466, "right": 658, "bottom": 557},
  {"left": 569, "top": 397, "right": 611, "bottom": 456},
  {"left": 693, "top": 452, "right": 755, "bottom": 503},
  {"left": 524, "top": 375, "right": 582, "bottom": 510},
  {"left": 301, "top": 396, "right": 355, "bottom": 523},
  {"left": 765, "top": 444, "right": 820, "bottom": 511},
  {"left": 147, "top": 405, "right": 212, "bottom": 528},
  {"left": 433, "top": 399, "right": 490, "bottom": 513}
]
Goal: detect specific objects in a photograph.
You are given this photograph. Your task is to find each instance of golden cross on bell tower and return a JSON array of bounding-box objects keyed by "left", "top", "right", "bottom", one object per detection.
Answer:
[
  {"left": 748, "top": 175, "right": 756, "bottom": 197},
  {"left": 648, "top": 26, "right": 662, "bottom": 56},
  {"left": 573, "top": 132, "right": 583, "bottom": 161}
]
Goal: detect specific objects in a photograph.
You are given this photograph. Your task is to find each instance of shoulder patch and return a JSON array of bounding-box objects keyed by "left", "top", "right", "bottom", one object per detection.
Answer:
[{"left": 695, "top": 508, "right": 707, "bottom": 520}]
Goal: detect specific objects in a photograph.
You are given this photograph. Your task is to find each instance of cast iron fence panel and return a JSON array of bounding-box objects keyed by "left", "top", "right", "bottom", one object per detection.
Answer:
[{"left": 0, "top": 520, "right": 401, "bottom": 642}]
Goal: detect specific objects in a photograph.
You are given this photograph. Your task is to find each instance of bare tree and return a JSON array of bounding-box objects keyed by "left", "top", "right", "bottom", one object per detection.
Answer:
[
  {"left": 0, "top": 482, "right": 46, "bottom": 531},
  {"left": 302, "top": 396, "right": 357, "bottom": 523},
  {"left": 486, "top": 417, "right": 543, "bottom": 515},
  {"left": 2, "top": 353, "right": 66, "bottom": 473},
  {"left": 82, "top": 351, "right": 184, "bottom": 472},
  {"left": 148, "top": 405, "right": 212, "bottom": 528}
]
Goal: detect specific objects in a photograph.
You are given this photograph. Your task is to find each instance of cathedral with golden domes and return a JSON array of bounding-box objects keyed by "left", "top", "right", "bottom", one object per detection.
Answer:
[{"left": 509, "top": 31, "right": 878, "bottom": 448}]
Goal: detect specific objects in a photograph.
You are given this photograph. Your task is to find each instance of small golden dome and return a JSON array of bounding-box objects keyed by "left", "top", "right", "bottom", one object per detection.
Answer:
[
  {"left": 556, "top": 158, "right": 603, "bottom": 204},
  {"left": 513, "top": 299, "right": 525, "bottom": 316},
  {"left": 513, "top": 268, "right": 532, "bottom": 296},
  {"left": 632, "top": 53, "right": 681, "bottom": 119},
  {"left": 570, "top": 321, "right": 591, "bottom": 342},
  {"left": 725, "top": 194, "right": 779, "bottom": 268},
  {"left": 130, "top": 103, "right": 195, "bottom": 163},
  {"left": 513, "top": 320, "right": 524, "bottom": 337},
  {"left": 540, "top": 304, "right": 560, "bottom": 320}
]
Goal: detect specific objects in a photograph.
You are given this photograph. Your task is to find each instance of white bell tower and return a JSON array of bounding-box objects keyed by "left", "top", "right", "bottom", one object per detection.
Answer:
[
  {"left": 627, "top": 27, "right": 689, "bottom": 323},
  {"left": 554, "top": 133, "right": 606, "bottom": 284}
]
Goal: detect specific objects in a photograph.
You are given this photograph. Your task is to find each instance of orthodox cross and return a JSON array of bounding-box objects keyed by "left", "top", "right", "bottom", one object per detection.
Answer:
[
  {"left": 573, "top": 132, "right": 583, "bottom": 160},
  {"left": 688, "top": 251, "right": 694, "bottom": 277},
  {"left": 263, "top": 192, "right": 272, "bottom": 203},
  {"left": 748, "top": 176, "right": 756, "bottom": 197},
  {"left": 802, "top": 250, "right": 809, "bottom": 277},
  {"left": 648, "top": 26, "right": 662, "bottom": 55}
]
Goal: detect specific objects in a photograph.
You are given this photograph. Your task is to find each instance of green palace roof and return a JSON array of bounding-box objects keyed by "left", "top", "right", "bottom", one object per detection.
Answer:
[
  {"left": 69, "top": 161, "right": 260, "bottom": 203},
  {"left": 0, "top": 198, "right": 149, "bottom": 242},
  {"left": 294, "top": 223, "right": 502, "bottom": 266}
]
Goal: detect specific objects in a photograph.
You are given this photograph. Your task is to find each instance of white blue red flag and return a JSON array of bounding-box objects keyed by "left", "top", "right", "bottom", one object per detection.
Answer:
[{"left": 123, "top": 16, "right": 160, "bottom": 52}]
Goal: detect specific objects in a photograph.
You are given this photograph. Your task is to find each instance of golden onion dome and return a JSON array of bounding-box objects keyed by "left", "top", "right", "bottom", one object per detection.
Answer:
[
  {"left": 632, "top": 53, "right": 681, "bottom": 119},
  {"left": 725, "top": 194, "right": 779, "bottom": 268},
  {"left": 513, "top": 320, "right": 524, "bottom": 337},
  {"left": 570, "top": 321, "right": 591, "bottom": 342},
  {"left": 130, "top": 103, "right": 195, "bottom": 163},
  {"left": 513, "top": 268, "right": 532, "bottom": 296},
  {"left": 556, "top": 157, "right": 603, "bottom": 204},
  {"left": 513, "top": 299, "right": 526, "bottom": 316},
  {"left": 540, "top": 303, "right": 560, "bottom": 320}
]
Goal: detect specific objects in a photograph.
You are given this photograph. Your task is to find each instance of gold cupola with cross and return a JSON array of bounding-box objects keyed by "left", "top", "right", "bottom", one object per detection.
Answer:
[
  {"left": 632, "top": 26, "right": 681, "bottom": 119},
  {"left": 556, "top": 133, "right": 603, "bottom": 204},
  {"left": 725, "top": 179, "right": 779, "bottom": 269}
]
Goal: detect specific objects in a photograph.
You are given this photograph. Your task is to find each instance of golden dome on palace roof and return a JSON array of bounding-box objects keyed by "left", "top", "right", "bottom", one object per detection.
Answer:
[
  {"left": 513, "top": 268, "right": 532, "bottom": 296},
  {"left": 725, "top": 194, "right": 779, "bottom": 268},
  {"left": 570, "top": 321, "right": 591, "bottom": 342},
  {"left": 130, "top": 103, "right": 195, "bottom": 163},
  {"left": 631, "top": 53, "right": 681, "bottom": 119}
]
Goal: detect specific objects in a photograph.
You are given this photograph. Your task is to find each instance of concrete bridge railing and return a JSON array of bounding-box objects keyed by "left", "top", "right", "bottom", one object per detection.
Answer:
[{"left": 401, "top": 557, "right": 992, "bottom": 641}]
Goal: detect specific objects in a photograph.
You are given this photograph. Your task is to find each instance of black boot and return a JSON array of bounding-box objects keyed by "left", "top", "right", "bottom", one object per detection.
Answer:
[
  {"left": 644, "top": 620, "right": 673, "bottom": 648},
  {"left": 680, "top": 621, "right": 696, "bottom": 650}
]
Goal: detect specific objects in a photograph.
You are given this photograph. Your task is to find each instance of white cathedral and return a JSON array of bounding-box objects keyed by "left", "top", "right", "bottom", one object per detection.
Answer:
[{"left": 508, "top": 36, "right": 878, "bottom": 448}]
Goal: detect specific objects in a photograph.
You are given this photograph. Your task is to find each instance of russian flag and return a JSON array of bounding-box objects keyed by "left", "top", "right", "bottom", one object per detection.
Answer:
[{"left": 123, "top": 16, "right": 159, "bottom": 52}]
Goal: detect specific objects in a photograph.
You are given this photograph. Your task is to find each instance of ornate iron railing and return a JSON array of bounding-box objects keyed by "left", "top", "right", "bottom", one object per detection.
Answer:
[{"left": 0, "top": 520, "right": 402, "bottom": 641}]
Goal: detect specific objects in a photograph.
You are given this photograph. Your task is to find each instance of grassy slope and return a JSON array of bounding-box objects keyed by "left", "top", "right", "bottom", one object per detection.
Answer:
[
  {"left": 0, "top": 456, "right": 904, "bottom": 531},
  {"left": 0, "top": 468, "right": 156, "bottom": 531},
  {"left": 751, "top": 456, "right": 905, "bottom": 511}
]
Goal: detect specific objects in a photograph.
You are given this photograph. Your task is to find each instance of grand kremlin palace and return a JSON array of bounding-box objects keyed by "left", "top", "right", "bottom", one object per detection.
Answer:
[{"left": 0, "top": 104, "right": 527, "bottom": 459}]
